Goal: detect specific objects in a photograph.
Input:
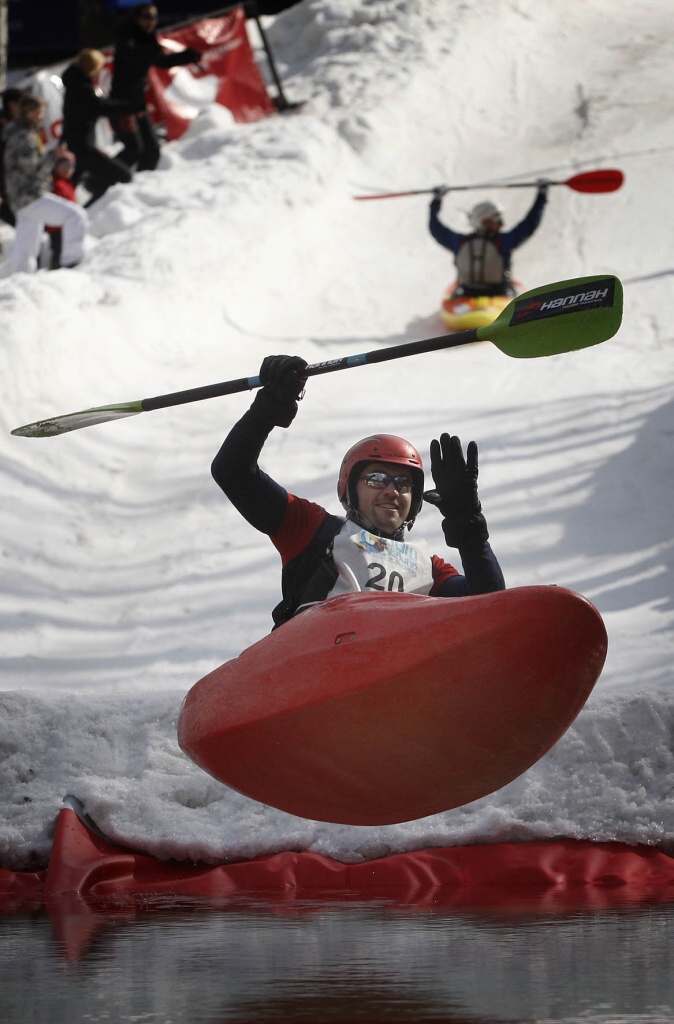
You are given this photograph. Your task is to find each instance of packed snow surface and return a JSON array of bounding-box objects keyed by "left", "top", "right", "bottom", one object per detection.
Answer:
[{"left": 1, "top": 0, "right": 673, "bottom": 871}]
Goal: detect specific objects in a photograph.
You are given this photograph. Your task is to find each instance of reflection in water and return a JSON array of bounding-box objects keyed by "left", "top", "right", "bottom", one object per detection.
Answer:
[{"left": 0, "top": 897, "right": 673, "bottom": 1023}]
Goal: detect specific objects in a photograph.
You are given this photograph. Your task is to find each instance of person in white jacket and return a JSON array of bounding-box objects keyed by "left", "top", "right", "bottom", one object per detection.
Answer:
[{"left": 3, "top": 93, "right": 88, "bottom": 273}]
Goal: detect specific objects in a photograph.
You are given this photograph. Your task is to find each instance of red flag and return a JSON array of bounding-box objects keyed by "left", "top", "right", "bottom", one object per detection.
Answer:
[{"left": 147, "top": 7, "right": 275, "bottom": 141}]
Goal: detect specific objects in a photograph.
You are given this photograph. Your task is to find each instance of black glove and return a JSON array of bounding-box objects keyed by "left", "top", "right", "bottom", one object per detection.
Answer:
[
  {"left": 251, "top": 354, "right": 308, "bottom": 428},
  {"left": 183, "top": 48, "right": 203, "bottom": 63},
  {"left": 430, "top": 186, "right": 447, "bottom": 211},
  {"left": 424, "top": 433, "right": 489, "bottom": 548},
  {"left": 536, "top": 178, "right": 549, "bottom": 199}
]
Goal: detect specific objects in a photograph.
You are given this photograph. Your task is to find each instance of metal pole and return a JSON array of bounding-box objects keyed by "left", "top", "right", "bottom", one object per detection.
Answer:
[{"left": 244, "top": 0, "right": 296, "bottom": 112}]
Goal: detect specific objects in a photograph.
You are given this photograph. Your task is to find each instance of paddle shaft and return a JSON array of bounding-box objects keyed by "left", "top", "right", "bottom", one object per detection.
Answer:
[
  {"left": 141, "top": 329, "right": 478, "bottom": 412},
  {"left": 354, "top": 169, "right": 623, "bottom": 200},
  {"left": 10, "top": 275, "right": 622, "bottom": 437},
  {"left": 355, "top": 181, "right": 565, "bottom": 200},
  {"left": 142, "top": 275, "right": 621, "bottom": 414}
]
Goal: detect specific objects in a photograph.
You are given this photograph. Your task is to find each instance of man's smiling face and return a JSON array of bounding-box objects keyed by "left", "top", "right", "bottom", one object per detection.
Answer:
[{"left": 354, "top": 461, "right": 413, "bottom": 534}]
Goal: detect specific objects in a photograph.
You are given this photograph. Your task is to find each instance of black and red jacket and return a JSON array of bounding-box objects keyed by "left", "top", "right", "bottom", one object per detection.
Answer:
[{"left": 212, "top": 407, "right": 506, "bottom": 629}]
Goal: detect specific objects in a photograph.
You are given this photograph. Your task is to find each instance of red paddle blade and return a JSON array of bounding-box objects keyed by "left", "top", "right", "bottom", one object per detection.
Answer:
[{"left": 565, "top": 169, "right": 624, "bottom": 193}]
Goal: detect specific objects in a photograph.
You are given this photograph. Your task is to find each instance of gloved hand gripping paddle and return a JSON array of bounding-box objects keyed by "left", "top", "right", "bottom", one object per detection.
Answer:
[{"left": 251, "top": 355, "right": 308, "bottom": 427}]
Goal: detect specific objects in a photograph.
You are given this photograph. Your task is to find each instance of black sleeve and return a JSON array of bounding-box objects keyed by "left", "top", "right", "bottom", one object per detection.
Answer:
[
  {"left": 153, "top": 50, "right": 199, "bottom": 70},
  {"left": 436, "top": 541, "right": 506, "bottom": 597},
  {"left": 211, "top": 407, "right": 288, "bottom": 536}
]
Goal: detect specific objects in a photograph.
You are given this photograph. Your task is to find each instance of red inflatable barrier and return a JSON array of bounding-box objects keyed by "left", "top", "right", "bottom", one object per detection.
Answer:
[{"left": 2, "top": 809, "right": 674, "bottom": 916}]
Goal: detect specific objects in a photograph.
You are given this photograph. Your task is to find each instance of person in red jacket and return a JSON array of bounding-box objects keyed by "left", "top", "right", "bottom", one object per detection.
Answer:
[
  {"left": 212, "top": 356, "right": 505, "bottom": 630},
  {"left": 46, "top": 151, "right": 78, "bottom": 270}
]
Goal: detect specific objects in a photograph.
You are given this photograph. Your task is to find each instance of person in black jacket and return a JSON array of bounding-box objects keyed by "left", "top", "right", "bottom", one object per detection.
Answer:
[
  {"left": 109, "top": 3, "right": 202, "bottom": 172},
  {"left": 62, "top": 49, "right": 134, "bottom": 207},
  {"left": 212, "top": 356, "right": 505, "bottom": 630}
]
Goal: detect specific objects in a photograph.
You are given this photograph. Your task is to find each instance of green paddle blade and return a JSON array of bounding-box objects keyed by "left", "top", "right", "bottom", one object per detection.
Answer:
[
  {"left": 478, "top": 275, "right": 623, "bottom": 357},
  {"left": 10, "top": 402, "right": 144, "bottom": 438}
]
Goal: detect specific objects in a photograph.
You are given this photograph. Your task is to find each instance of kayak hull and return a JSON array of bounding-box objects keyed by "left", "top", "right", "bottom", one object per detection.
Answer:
[{"left": 178, "top": 587, "right": 607, "bottom": 825}]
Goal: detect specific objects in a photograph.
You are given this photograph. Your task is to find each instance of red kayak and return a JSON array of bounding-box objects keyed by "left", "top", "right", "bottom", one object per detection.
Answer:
[{"left": 178, "top": 586, "right": 607, "bottom": 826}]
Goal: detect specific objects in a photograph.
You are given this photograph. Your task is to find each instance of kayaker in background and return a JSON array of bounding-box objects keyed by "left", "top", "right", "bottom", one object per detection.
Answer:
[
  {"left": 212, "top": 355, "right": 505, "bottom": 630},
  {"left": 429, "top": 182, "right": 548, "bottom": 297}
]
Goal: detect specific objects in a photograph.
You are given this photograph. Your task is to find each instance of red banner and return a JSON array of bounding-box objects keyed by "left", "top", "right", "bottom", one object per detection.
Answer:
[
  {"left": 18, "top": 7, "right": 275, "bottom": 149},
  {"left": 147, "top": 7, "right": 276, "bottom": 140}
]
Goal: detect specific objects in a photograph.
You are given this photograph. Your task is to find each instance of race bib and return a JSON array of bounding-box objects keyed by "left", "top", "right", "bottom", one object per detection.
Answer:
[{"left": 329, "top": 522, "right": 435, "bottom": 597}]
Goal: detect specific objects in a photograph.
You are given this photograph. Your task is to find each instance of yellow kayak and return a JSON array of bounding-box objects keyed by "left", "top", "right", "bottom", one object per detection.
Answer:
[{"left": 441, "top": 288, "right": 514, "bottom": 332}]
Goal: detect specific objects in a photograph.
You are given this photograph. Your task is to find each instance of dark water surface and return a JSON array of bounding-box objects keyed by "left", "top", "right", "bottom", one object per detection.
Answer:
[{"left": 1, "top": 894, "right": 673, "bottom": 1023}]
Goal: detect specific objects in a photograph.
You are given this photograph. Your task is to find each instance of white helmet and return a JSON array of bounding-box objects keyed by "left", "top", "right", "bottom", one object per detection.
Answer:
[{"left": 468, "top": 200, "right": 504, "bottom": 231}]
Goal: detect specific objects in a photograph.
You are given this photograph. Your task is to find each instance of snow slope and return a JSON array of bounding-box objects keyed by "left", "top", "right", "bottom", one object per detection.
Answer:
[{"left": 1, "top": 0, "right": 673, "bottom": 871}]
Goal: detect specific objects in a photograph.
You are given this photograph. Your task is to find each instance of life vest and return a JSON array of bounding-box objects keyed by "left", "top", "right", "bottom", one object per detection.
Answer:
[
  {"left": 272, "top": 513, "right": 344, "bottom": 629},
  {"left": 454, "top": 233, "right": 510, "bottom": 289},
  {"left": 273, "top": 517, "right": 435, "bottom": 628}
]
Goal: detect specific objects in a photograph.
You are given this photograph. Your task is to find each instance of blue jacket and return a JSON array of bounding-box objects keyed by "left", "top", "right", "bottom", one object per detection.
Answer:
[{"left": 429, "top": 188, "right": 547, "bottom": 257}]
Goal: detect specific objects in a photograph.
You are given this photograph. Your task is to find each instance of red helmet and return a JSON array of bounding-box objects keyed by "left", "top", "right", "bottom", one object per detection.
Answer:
[{"left": 337, "top": 434, "right": 425, "bottom": 521}]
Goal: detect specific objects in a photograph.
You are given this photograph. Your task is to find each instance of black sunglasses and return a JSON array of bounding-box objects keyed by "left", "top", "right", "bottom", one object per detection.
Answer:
[{"left": 359, "top": 471, "right": 413, "bottom": 493}]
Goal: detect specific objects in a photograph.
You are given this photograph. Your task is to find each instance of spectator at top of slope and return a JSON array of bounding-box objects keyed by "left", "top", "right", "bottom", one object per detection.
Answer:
[
  {"left": 109, "top": 3, "right": 202, "bottom": 172},
  {"left": 62, "top": 48, "right": 135, "bottom": 207},
  {"left": 45, "top": 150, "right": 78, "bottom": 269},
  {"left": 1, "top": 87, "right": 25, "bottom": 226},
  {"left": 3, "top": 93, "right": 88, "bottom": 274},
  {"left": 429, "top": 182, "right": 548, "bottom": 297}
]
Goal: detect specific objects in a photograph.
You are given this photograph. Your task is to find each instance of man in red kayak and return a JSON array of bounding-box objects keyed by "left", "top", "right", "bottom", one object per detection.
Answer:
[
  {"left": 429, "top": 183, "right": 548, "bottom": 297},
  {"left": 212, "top": 356, "right": 505, "bottom": 628}
]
